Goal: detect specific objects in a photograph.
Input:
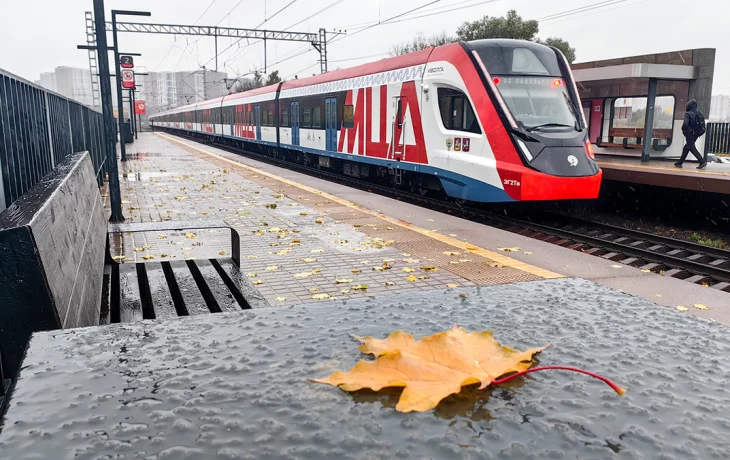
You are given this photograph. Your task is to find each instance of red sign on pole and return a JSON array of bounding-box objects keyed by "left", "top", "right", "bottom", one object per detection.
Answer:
[
  {"left": 121, "top": 70, "right": 135, "bottom": 89},
  {"left": 135, "top": 100, "right": 146, "bottom": 115}
]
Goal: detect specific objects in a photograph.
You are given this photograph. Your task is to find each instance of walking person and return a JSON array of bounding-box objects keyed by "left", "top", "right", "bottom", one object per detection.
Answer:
[{"left": 675, "top": 99, "right": 707, "bottom": 169}]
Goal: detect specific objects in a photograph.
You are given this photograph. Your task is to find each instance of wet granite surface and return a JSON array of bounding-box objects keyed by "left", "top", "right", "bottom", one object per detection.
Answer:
[{"left": 1, "top": 278, "right": 730, "bottom": 459}]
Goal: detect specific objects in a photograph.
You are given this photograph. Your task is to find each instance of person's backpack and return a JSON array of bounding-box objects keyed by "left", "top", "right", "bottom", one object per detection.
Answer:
[{"left": 693, "top": 111, "right": 706, "bottom": 137}]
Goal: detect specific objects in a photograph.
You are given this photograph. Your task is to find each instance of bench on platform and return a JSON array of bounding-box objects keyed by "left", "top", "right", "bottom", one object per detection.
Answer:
[
  {"left": 0, "top": 152, "right": 267, "bottom": 390},
  {"left": 597, "top": 127, "right": 673, "bottom": 151}
]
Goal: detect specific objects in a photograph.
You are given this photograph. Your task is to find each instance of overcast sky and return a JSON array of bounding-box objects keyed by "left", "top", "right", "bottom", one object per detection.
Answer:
[{"left": 2, "top": 0, "right": 729, "bottom": 94}]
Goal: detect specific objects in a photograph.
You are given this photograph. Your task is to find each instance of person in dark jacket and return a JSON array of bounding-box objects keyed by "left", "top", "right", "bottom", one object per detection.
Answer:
[{"left": 675, "top": 99, "right": 707, "bottom": 169}]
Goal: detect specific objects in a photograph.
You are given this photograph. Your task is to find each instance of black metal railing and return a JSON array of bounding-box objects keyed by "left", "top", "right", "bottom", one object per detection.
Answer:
[
  {"left": 0, "top": 68, "right": 108, "bottom": 212},
  {"left": 704, "top": 122, "right": 730, "bottom": 155}
]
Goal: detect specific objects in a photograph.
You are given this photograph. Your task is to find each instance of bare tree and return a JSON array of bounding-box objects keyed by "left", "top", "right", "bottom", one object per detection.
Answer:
[{"left": 390, "top": 31, "right": 454, "bottom": 56}]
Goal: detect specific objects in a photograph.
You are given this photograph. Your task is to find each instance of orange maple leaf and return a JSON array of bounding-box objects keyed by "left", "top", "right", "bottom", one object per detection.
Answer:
[{"left": 312, "top": 326, "right": 549, "bottom": 412}]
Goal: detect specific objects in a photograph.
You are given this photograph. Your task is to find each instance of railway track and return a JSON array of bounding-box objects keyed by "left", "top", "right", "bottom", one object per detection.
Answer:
[{"left": 164, "top": 130, "right": 730, "bottom": 294}]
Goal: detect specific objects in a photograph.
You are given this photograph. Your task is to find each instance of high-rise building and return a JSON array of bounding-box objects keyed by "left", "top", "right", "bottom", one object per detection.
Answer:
[
  {"left": 38, "top": 72, "right": 57, "bottom": 92},
  {"left": 53, "top": 67, "right": 93, "bottom": 106},
  {"left": 710, "top": 95, "right": 730, "bottom": 122}
]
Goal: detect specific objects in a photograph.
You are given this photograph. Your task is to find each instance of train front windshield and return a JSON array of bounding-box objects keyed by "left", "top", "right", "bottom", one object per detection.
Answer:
[
  {"left": 466, "top": 40, "right": 583, "bottom": 132},
  {"left": 492, "top": 76, "right": 579, "bottom": 130}
]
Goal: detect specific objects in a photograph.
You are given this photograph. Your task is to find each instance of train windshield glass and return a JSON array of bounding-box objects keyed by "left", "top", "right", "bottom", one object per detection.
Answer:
[{"left": 493, "top": 76, "right": 580, "bottom": 130}]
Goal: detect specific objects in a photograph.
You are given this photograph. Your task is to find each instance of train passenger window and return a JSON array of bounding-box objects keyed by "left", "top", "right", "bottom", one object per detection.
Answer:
[
  {"left": 303, "top": 108, "right": 312, "bottom": 127},
  {"left": 281, "top": 109, "right": 289, "bottom": 127},
  {"left": 312, "top": 106, "right": 321, "bottom": 128},
  {"left": 343, "top": 104, "right": 354, "bottom": 129},
  {"left": 268, "top": 110, "right": 274, "bottom": 126},
  {"left": 437, "top": 88, "right": 481, "bottom": 134}
]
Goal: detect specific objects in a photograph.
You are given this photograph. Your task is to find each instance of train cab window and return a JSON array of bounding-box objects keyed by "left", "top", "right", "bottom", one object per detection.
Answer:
[
  {"left": 312, "top": 106, "right": 321, "bottom": 128},
  {"left": 343, "top": 104, "right": 354, "bottom": 129},
  {"left": 437, "top": 88, "right": 481, "bottom": 134},
  {"left": 281, "top": 108, "right": 289, "bottom": 127},
  {"left": 303, "top": 108, "right": 312, "bottom": 127}
]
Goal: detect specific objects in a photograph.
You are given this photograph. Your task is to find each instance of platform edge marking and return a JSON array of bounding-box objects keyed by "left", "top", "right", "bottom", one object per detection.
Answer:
[{"left": 157, "top": 133, "right": 565, "bottom": 280}]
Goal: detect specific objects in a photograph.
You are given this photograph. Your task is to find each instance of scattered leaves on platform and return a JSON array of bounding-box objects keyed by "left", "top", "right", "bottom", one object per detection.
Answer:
[
  {"left": 185, "top": 232, "right": 197, "bottom": 238},
  {"left": 275, "top": 297, "right": 287, "bottom": 301},
  {"left": 403, "top": 258, "right": 420, "bottom": 264},
  {"left": 446, "top": 283, "right": 459, "bottom": 289},
  {"left": 443, "top": 251, "right": 460, "bottom": 256},
  {"left": 498, "top": 247, "right": 520, "bottom": 252},
  {"left": 311, "top": 249, "right": 324, "bottom": 253},
  {"left": 336, "top": 278, "right": 354, "bottom": 284},
  {"left": 112, "top": 255, "right": 127, "bottom": 262},
  {"left": 157, "top": 234, "right": 168, "bottom": 239},
  {"left": 265, "top": 265, "right": 279, "bottom": 271},
  {"left": 611, "top": 265, "right": 622, "bottom": 269},
  {"left": 294, "top": 272, "right": 314, "bottom": 278},
  {"left": 134, "top": 247, "right": 145, "bottom": 252},
  {"left": 402, "top": 267, "right": 416, "bottom": 273},
  {"left": 351, "top": 269, "right": 363, "bottom": 274},
  {"left": 676, "top": 305, "right": 689, "bottom": 312},
  {"left": 315, "top": 218, "right": 324, "bottom": 224},
  {"left": 219, "top": 251, "right": 228, "bottom": 256},
  {"left": 694, "top": 304, "right": 710, "bottom": 310},
  {"left": 351, "top": 284, "right": 368, "bottom": 291},
  {"left": 300, "top": 212, "right": 308, "bottom": 216},
  {"left": 422, "top": 266, "right": 437, "bottom": 272},
  {"left": 524, "top": 252, "right": 533, "bottom": 255},
  {"left": 312, "top": 293, "right": 331, "bottom": 300},
  {"left": 142, "top": 254, "right": 154, "bottom": 260},
  {"left": 641, "top": 269, "right": 652, "bottom": 273},
  {"left": 487, "top": 262, "right": 504, "bottom": 268},
  {"left": 312, "top": 326, "right": 549, "bottom": 412},
  {"left": 465, "top": 243, "right": 478, "bottom": 251},
  {"left": 385, "top": 281, "right": 395, "bottom": 286},
  {"left": 192, "top": 242, "right": 202, "bottom": 246},
  {"left": 303, "top": 257, "right": 317, "bottom": 263},
  {"left": 265, "top": 203, "right": 278, "bottom": 209},
  {"left": 247, "top": 273, "right": 258, "bottom": 278},
  {"left": 252, "top": 280, "right": 264, "bottom": 285},
  {"left": 406, "top": 275, "right": 418, "bottom": 282},
  {"left": 246, "top": 255, "right": 259, "bottom": 259}
]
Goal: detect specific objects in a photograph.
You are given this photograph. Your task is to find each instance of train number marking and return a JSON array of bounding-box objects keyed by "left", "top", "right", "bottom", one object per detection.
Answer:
[{"left": 503, "top": 179, "right": 521, "bottom": 187}]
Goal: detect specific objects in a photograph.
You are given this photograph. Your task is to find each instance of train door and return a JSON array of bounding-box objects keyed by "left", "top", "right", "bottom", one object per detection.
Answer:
[
  {"left": 325, "top": 97, "right": 337, "bottom": 151},
  {"left": 291, "top": 101, "right": 300, "bottom": 146},
  {"left": 254, "top": 105, "right": 262, "bottom": 140},
  {"left": 392, "top": 96, "right": 407, "bottom": 159}
]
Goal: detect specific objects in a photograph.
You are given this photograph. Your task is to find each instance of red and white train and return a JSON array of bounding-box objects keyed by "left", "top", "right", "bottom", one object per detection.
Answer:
[{"left": 150, "top": 39, "right": 602, "bottom": 202}]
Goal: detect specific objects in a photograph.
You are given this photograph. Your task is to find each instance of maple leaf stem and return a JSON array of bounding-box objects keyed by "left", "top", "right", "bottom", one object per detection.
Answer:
[{"left": 492, "top": 366, "right": 626, "bottom": 396}]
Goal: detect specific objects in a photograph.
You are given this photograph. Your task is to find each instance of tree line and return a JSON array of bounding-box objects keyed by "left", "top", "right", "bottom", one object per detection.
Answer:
[
  {"left": 230, "top": 9, "right": 576, "bottom": 93},
  {"left": 391, "top": 10, "right": 576, "bottom": 63}
]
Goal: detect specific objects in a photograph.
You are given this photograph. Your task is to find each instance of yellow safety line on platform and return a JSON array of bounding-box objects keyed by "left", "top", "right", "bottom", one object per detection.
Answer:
[{"left": 158, "top": 133, "right": 564, "bottom": 280}]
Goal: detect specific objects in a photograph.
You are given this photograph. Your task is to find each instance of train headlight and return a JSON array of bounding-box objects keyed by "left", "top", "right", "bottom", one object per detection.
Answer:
[
  {"left": 515, "top": 138, "right": 533, "bottom": 162},
  {"left": 585, "top": 139, "right": 595, "bottom": 159}
]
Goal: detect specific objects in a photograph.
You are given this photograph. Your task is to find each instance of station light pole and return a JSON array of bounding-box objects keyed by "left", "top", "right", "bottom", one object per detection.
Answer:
[
  {"left": 90, "top": 0, "right": 125, "bottom": 222},
  {"left": 111, "top": 9, "right": 151, "bottom": 161}
]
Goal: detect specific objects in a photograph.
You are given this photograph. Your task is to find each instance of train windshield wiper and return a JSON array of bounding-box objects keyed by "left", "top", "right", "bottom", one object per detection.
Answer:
[{"left": 525, "top": 123, "right": 574, "bottom": 132}]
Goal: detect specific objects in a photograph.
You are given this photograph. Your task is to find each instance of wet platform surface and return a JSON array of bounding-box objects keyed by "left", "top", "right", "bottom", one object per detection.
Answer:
[
  {"left": 106, "top": 134, "right": 557, "bottom": 308},
  {"left": 597, "top": 155, "right": 730, "bottom": 193},
  {"left": 2, "top": 278, "right": 730, "bottom": 458}
]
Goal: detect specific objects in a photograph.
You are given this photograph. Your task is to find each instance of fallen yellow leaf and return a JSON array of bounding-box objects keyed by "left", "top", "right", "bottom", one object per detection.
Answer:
[
  {"left": 445, "top": 283, "right": 459, "bottom": 289},
  {"left": 422, "top": 266, "right": 437, "bottom": 272},
  {"left": 312, "top": 293, "right": 331, "bottom": 300},
  {"left": 252, "top": 280, "right": 264, "bottom": 285},
  {"left": 142, "top": 254, "right": 154, "bottom": 260},
  {"left": 185, "top": 232, "right": 197, "bottom": 239},
  {"left": 465, "top": 243, "right": 478, "bottom": 251},
  {"left": 402, "top": 267, "right": 416, "bottom": 273},
  {"left": 676, "top": 305, "right": 689, "bottom": 312},
  {"left": 611, "top": 265, "right": 622, "bottom": 269},
  {"left": 134, "top": 247, "right": 145, "bottom": 252},
  {"left": 498, "top": 247, "right": 520, "bottom": 252},
  {"left": 312, "top": 327, "right": 549, "bottom": 412},
  {"left": 246, "top": 273, "right": 257, "bottom": 277},
  {"left": 275, "top": 297, "right": 287, "bottom": 301},
  {"left": 219, "top": 251, "right": 228, "bottom": 256},
  {"left": 694, "top": 304, "right": 710, "bottom": 310},
  {"left": 641, "top": 269, "right": 652, "bottom": 273},
  {"left": 265, "top": 266, "right": 279, "bottom": 271},
  {"left": 406, "top": 275, "right": 418, "bottom": 282},
  {"left": 336, "top": 278, "right": 354, "bottom": 284},
  {"left": 351, "top": 269, "right": 363, "bottom": 274},
  {"left": 443, "top": 251, "right": 460, "bottom": 256},
  {"left": 157, "top": 234, "right": 168, "bottom": 239},
  {"left": 385, "top": 281, "right": 395, "bottom": 286},
  {"left": 351, "top": 284, "right": 368, "bottom": 290}
]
